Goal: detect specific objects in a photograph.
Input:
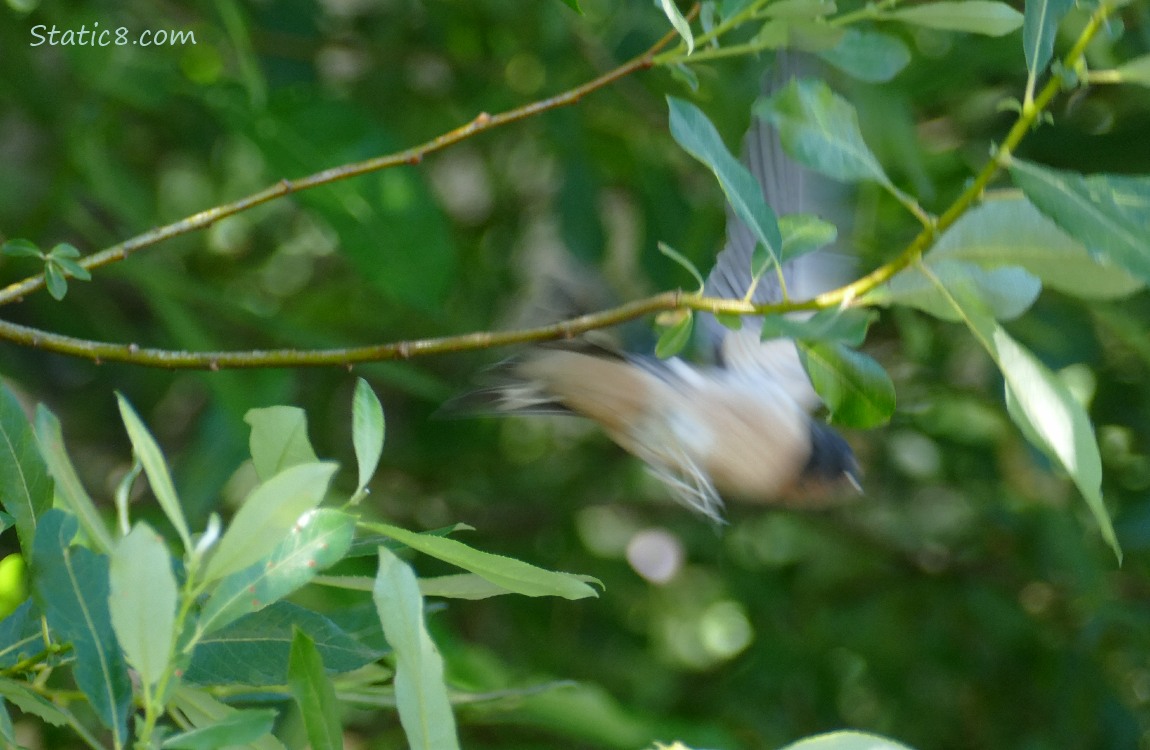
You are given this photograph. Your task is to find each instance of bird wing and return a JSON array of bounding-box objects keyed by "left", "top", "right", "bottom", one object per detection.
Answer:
[{"left": 701, "top": 53, "right": 852, "bottom": 412}]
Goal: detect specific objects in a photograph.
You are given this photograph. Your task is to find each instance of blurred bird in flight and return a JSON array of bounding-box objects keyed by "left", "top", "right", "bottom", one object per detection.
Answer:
[{"left": 456, "top": 56, "right": 860, "bottom": 522}]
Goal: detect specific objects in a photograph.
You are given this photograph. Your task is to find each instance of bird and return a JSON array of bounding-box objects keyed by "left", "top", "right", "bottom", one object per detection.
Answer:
[{"left": 454, "top": 56, "right": 861, "bottom": 522}]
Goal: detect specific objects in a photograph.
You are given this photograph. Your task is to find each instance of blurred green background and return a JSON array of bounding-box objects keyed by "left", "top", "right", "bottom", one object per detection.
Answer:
[{"left": 2, "top": 0, "right": 1150, "bottom": 748}]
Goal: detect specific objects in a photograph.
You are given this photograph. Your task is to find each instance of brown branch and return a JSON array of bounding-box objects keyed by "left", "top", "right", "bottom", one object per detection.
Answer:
[{"left": 0, "top": 22, "right": 684, "bottom": 308}]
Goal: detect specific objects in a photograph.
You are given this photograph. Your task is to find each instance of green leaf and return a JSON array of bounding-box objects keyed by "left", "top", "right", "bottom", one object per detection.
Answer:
[
  {"left": 1115, "top": 54, "right": 1150, "bottom": 88},
  {"left": 933, "top": 279, "right": 1120, "bottom": 562},
  {"left": 199, "top": 509, "right": 355, "bottom": 635},
  {"left": 244, "top": 406, "right": 320, "bottom": 482},
  {"left": 1023, "top": 0, "right": 1074, "bottom": 83},
  {"left": 0, "top": 384, "right": 53, "bottom": 553},
  {"left": 885, "top": 1, "right": 1024, "bottom": 36},
  {"left": 46, "top": 242, "right": 80, "bottom": 259},
  {"left": 51, "top": 256, "right": 91, "bottom": 281},
  {"left": 373, "top": 546, "right": 460, "bottom": 750},
  {"left": 170, "top": 686, "right": 284, "bottom": 750},
  {"left": 657, "top": 241, "right": 706, "bottom": 292},
  {"left": 0, "top": 676, "right": 69, "bottom": 728},
  {"left": 288, "top": 629, "right": 344, "bottom": 750},
  {"left": 186, "top": 601, "right": 382, "bottom": 685},
  {"left": 778, "top": 729, "right": 919, "bottom": 750},
  {"left": 30, "top": 510, "right": 131, "bottom": 743},
  {"left": 352, "top": 379, "right": 385, "bottom": 491},
  {"left": 33, "top": 405, "right": 114, "bottom": 553},
  {"left": 818, "top": 28, "right": 911, "bottom": 83},
  {"left": 555, "top": 0, "right": 582, "bottom": 13},
  {"left": 109, "top": 522, "right": 177, "bottom": 688},
  {"left": 759, "top": 308, "right": 876, "bottom": 346},
  {"left": 43, "top": 263, "right": 67, "bottom": 300},
  {"left": 418, "top": 573, "right": 519, "bottom": 600},
  {"left": 667, "top": 97, "right": 783, "bottom": 270},
  {"left": 365, "top": 521, "right": 600, "bottom": 600},
  {"left": 669, "top": 62, "right": 699, "bottom": 92},
  {"left": 757, "top": 79, "right": 893, "bottom": 189},
  {"left": 0, "top": 239, "right": 42, "bottom": 259},
  {"left": 797, "top": 342, "right": 896, "bottom": 428},
  {"left": 760, "top": 0, "right": 836, "bottom": 19},
  {"left": 655, "top": 312, "right": 694, "bottom": 359},
  {"left": 0, "top": 600, "right": 40, "bottom": 669},
  {"left": 1010, "top": 159, "right": 1150, "bottom": 285},
  {"left": 872, "top": 261, "right": 1041, "bottom": 321},
  {"left": 203, "top": 461, "right": 337, "bottom": 583},
  {"left": 780, "top": 213, "right": 838, "bottom": 260},
  {"left": 162, "top": 709, "right": 279, "bottom": 749},
  {"left": 659, "top": 0, "right": 694, "bottom": 54},
  {"left": 927, "top": 198, "right": 1143, "bottom": 299},
  {"left": 116, "top": 394, "right": 193, "bottom": 552}
]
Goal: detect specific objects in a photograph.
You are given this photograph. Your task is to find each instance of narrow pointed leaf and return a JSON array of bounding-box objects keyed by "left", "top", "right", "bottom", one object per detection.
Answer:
[
  {"left": 203, "top": 462, "right": 337, "bottom": 583},
  {"left": 655, "top": 312, "right": 694, "bottom": 359},
  {"left": 936, "top": 281, "right": 1119, "bottom": 562},
  {"left": 33, "top": 405, "right": 114, "bottom": 553},
  {"left": 116, "top": 394, "right": 193, "bottom": 552},
  {"left": 373, "top": 546, "right": 460, "bottom": 750},
  {"left": 110, "top": 522, "right": 177, "bottom": 688},
  {"left": 288, "top": 629, "right": 343, "bottom": 750},
  {"left": 797, "top": 342, "right": 895, "bottom": 428},
  {"left": 200, "top": 509, "right": 355, "bottom": 635},
  {"left": 886, "top": 2, "right": 1024, "bottom": 36},
  {"left": 659, "top": 0, "right": 695, "bottom": 54},
  {"left": 419, "top": 573, "right": 518, "bottom": 600},
  {"left": 927, "top": 198, "right": 1143, "bottom": 299},
  {"left": 161, "top": 709, "right": 279, "bottom": 749},
  {"left": 352, "top": 379, "right": 385, "bottom": 491},
  {"left": 668, "top": 97, "right": 783, "bottom": 267},
  {"left": 1023, "top": 0, "right": 1074, "bottom": 81},
  {"left": 244, "top": 406, "right": 319, "bottom": 482},
  {"left": 757, "top": 79, "right": 892, "bottom": 189},
  {"left": 1115, "top": 54, "right": 1150, "bottom": 88},
  {"left": 31, "top": 510, "right": 130, "bottom": 743},
  {"left": 0, "top": 676, "right": 69, "bottom": 727},
  {"left": 170, "top": 686, "right": 285, "bottom": 750},
  {"left": 1010, "top": 159, "right": 1150, "bottom": 284},
  {"left": 0, "top": 385, "right": 53, "bottom": 553},
  {"left": 365, "top": 522, "right": 599, "bottom": 600}
]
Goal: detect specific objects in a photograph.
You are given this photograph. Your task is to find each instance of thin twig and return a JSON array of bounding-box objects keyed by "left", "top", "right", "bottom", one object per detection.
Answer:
[{"left": 0, "top": 23, "right": 684, "bottom": 308}]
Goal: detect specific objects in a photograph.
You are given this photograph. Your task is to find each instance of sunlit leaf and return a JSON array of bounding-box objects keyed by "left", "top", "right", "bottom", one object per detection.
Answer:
[
  {"left": 419, "top": 573, "right": 517, "bottom": 600},
  {"left": 109, "top": 522, "right": 177, "bottom": 688},
  {"left": 1010, "top": 159, "right": 1150, "bottom": 284},
  {"left": 797, "top": 342, "right": 896, "bottom": 428},
  {"left": 199, "top": 509, "right": 355, "bottom": 635},
  {"left": 1115, "top": 54, "right": 1150, "bottom": 88},
  {"left": 244, "top": 406, "right": 320, "bottom": 482},
  {"left": 373, "top": 546, "right": 460, "bottom": 750},
  {"left": 161, "top": 708, "right": 279, "bottom": 749},
  {"left": 34, "top": 405, "right": 114, "bottom": 553},
  {"left": 934, "top": 280, "right": 1120, "bottom": 562},
  {"left": 667, "top": 97, "right": 783, "bottom": 269},
  {"left": 365, "top": 522, "right": 599, "bottom": 600},
  {"left": 659, "top": 0, "right": 695, "bottom": 54},
  {"left": 352, "top": 378, "right": 385, "bottom": 491},
  {"left": 116, "top": 394, "right": 193, "bottom": 552},
  {"left": 780, "top": 213, "right": 838, "bottom": 260},
  {"left": 778, "top": 729, "right": 919, "bottom": 750},
  {"left": 203, "top": 462, "right": 337, "bottom": 583},
  {"left": 885, "top": 1, "right": 1024, "bottom": 36}
]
